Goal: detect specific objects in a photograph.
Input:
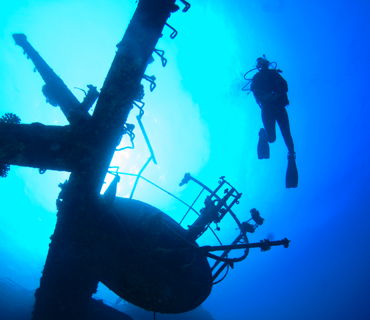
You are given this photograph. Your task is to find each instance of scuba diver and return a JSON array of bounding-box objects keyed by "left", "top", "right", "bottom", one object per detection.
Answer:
[{"left": 248, "top": 55, "right": 298, "bottom": 188}]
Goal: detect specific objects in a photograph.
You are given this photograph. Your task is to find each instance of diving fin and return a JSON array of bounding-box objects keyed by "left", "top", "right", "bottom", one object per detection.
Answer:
[
  {"left": 286, "top": 153, "right": 298, "bottom": 188},
  {"left": 257, "top": 128, "right": 270, "bottom": 159}
]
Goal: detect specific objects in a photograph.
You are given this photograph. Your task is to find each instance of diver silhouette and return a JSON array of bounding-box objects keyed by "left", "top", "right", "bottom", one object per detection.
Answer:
[{"left": 250, "top": 56, "right": 298, "bottom": 188}]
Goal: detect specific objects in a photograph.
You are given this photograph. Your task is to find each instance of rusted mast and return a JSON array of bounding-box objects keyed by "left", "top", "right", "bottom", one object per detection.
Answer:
[
  {"left": 33, "top": 1, "right": 180, "bottom": 319},
  {"left": 1, "top": 1, "right": 180, "bottom": 319}
]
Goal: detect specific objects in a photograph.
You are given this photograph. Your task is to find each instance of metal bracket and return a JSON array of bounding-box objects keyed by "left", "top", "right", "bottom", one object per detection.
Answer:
[
  {"left": 154, "top": 49, "right": 168, "bottom": 67},
  {"left": 165, "top": 23, "right": 178, "bottom": 39},
  {"left": 178, "top": 0, "right": 191, "bottom": 12},
  {"left": 116, "top": 123, "right": 135, "bottom": 151},
  {"left": 143, "top": 75, "right": 157, "bottom": 92}
]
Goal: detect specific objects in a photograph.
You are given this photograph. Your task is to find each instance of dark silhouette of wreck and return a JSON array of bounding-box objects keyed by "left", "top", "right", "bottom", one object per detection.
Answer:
[{"left": 0, "top": 1, "right": 289, "bottom": 319}]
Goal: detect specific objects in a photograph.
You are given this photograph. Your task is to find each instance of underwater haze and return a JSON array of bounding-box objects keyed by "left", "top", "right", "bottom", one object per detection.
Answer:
[{"left": 1, "top": 0, "right": 370, "bottom": 319}]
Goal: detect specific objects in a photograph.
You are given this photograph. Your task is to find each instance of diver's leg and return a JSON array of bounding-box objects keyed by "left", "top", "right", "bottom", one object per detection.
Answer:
[
  {"left": 257, "top": 107, "right": 275, "bottom": 159},
  {"left": 261, "top": 107, "right": 276, "bottom": 143},
  {"left": 276, "top": 108, "right": 298, "bottom": 188},
  {"left": 257, "top": 127, "right": 270, "bottom": 159},
  {"left": 276, "top": 107, "right": 295, "bottom": 155}
]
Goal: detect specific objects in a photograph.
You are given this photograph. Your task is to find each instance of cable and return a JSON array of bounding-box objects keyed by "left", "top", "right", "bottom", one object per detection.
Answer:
[
  {"left": 107, "top": 170, "right": 224, "bottom": 247},
  {"left": 136, "top": 115, "right": 157, "bottom": 164},
  {"left": 212, "top": 264, "right": 230, "bottom": 285},
  {"left": 208, "top": 226, "right": 223, "bottom": 247},
  {"left": 110, "top": 171, "right": 199, "bottom": 215},
  {"left": 129, "top": 156, "right": 153, "bottom": 199},
  {"left": 179, "top": 188, "right": 204, "bottom": 225}
]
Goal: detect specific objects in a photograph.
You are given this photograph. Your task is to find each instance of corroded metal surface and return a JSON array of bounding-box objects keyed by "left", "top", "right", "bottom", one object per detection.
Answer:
[{"left": 96, "top": 198, "right": 212, "bottom": 313}]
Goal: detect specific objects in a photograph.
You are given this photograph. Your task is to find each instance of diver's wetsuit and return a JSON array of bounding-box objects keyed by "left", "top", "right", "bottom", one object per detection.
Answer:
[{"left": 251, "top": 68, "right": 295, "bottom": 154}]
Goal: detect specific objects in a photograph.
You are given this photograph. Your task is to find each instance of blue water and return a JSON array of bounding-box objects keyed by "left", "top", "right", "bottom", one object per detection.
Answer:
[{"left": 1, "top": 0, "right": 370, "bottom": 319}]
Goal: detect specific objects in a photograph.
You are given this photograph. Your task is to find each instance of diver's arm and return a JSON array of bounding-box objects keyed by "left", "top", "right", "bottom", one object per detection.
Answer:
[{"left": 251, "top": 73, "right": 272, "bottom": 104}]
